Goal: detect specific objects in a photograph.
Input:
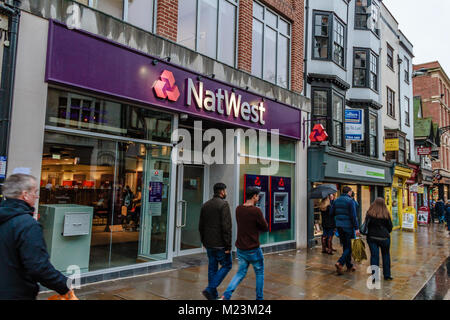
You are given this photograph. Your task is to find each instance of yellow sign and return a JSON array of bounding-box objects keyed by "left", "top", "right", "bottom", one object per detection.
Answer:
[{"left": 385, "top": 139, "right": 399, "bottom": 151}]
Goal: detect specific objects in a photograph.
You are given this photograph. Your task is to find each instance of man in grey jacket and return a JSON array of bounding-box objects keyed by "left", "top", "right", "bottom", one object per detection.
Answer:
[{"left": 199, "top": 183, "right": 232, "bottom": 300}]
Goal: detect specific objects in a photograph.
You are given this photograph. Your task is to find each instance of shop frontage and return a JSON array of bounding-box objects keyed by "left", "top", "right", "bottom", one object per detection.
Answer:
[
  {"left": 307, "top": 144, "right": 393, "bottom": 247},
  {"left": 6, "top": 18, "right": 309, "bottom": 282}
]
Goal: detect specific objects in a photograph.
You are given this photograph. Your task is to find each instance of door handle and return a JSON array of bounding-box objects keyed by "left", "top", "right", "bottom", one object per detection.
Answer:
[{"left": 177, "top": 200, "right": 187, "bottom": 228}]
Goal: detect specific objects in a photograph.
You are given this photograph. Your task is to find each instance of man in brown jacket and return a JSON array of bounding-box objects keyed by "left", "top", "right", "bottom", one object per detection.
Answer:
[
  {"left": 220, "top": 186, "right": 268, "bottom": 300},
  {"left": 199, "top": 183, "right": 232, "bottom": 300}
]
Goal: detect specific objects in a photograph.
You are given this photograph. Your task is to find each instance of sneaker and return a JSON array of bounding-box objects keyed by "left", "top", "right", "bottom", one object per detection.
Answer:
[{"left": 202, "top": 290, "right": 214, "bottom": 300}]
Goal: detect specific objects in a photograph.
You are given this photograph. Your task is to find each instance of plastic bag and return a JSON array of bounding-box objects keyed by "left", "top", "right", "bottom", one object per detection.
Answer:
[
  {"left": 351, "top": 238, "right": 367, "bottom": 263},
  {"left": 48, "top": 290, "right": 79, "bottom": 300}
]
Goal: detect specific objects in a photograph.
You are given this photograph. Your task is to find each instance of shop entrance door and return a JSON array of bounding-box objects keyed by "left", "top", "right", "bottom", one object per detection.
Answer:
[{"left": 174, "top": 164, "right": 208, "bottom": 256}]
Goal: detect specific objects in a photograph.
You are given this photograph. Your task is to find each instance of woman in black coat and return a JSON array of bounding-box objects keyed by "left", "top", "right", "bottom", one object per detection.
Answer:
[
  {"left": 364, "top": 198, "right": 393, "bottom": 281},
  {"left": 319, "top": 194, "right": 336, "bottom": 254}
]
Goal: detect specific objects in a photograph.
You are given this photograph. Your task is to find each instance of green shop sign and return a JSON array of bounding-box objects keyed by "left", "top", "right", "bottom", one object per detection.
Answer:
[{"left": 338, "top": 161, "right": 385, "bottom": 180}]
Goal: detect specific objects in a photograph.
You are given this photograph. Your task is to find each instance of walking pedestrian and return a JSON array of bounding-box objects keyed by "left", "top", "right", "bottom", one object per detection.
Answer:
[
  {"left": 319, "top": 195, "right": 335, "bottom": 255},
  {"left": 435, "top": 199, "right": 445, "bottom": 224},
  {"left": 199, "top": 183, "right": 232, "bottom": 300},
  {"left": 330, "top": 186, "right": 360, "bottom": 275},
  {"left": 364, "top": 198, "right": 393, "bottom": 281},
  {"left": 220, "top": 186, "right": 269, "bottom": 300},
  {"left": 0, "top": 174, "right": 76, "bottom": 300}
]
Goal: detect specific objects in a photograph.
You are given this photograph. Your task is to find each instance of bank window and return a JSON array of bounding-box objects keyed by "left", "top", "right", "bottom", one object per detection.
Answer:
[
  {"left": 387, "top": 43, "right": 394, "bottom": 70},
  {"left": 252, "top": 1, "right": 291, "bottom": 88},
  {"left": 353, "top": 49, "right": 378, "bottom": 90},
  {"left": 404, "top": 57, "right": 410, "bottom": 83},
  {"left": 332, "top": 93, "right": 344, "bottom": 147},
  {"left": 177, "top": 0, "right": 237, "bottom": 67},
  {"left": 88, "top": 0, "right": 157, "bottom": 32},
  {"left": 405, "top": 96, "right": 410, "bottom": 126},
  {"left": 387, "top": 87, "right": 395, "bottom": 118}
]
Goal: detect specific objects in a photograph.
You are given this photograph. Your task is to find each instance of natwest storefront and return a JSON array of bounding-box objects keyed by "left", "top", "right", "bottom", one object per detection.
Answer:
[{"left": 7, "top": 19, "right": 309, "bottom": 284}]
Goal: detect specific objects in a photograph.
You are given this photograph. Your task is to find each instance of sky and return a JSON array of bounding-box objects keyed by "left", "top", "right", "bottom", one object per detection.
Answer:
[{"left": 382, "top": 0, "right": 450, "bottom": 73}]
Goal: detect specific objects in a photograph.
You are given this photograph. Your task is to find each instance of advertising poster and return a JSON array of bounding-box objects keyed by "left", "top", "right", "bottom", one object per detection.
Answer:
[
  {"left": 402, "top": 207, "right": 416, "bottom": 230},
  {"left": 417, "top": 207, "right": 429, "bottom": 225},
  {"left": 269, "top": 176, "right": 291, "bottom": 232},
  {"left": 345, "top": 110, "right": 363, "bottom": 141},
  {"left": 244, "top": 174, "right": 269, "bottom": 225},
  {"left": 149, "top": 170, "right": 163, "bottom": 216}
]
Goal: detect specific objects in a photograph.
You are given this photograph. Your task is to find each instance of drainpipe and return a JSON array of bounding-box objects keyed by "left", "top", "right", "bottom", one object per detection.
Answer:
[
  {"left": 303, "top": 0, "right": 309, "bottom": 97},
  {"left": 0, "top": 0, "right": 21, "bottom": 189},
  {"left": 397, "top": 54, "right": 402, "bottom": 132}
]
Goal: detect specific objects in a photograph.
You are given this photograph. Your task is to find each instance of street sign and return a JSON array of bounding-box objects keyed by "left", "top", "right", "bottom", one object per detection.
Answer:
[
  {"left": 385, "top": 139, "right": 399, "bottom": 151},
  {"left": 345, "top": 110, "right": 363, "bottom": 141},
  {"left": 417, "top": 147, "right": 432, "bottom": 155},
  {"left": 309, "top": 124, "right": 328, "bottom": 142}
]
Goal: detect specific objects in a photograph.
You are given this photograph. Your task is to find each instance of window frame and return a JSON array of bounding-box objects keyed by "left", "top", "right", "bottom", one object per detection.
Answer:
[
  {"left": 311, "top": 87, "right": 345, "bottom": 149},
  {"left": 354, "top": 0, "right": 380, "bottom": 37},
  {"left": 352, "top": 47, "right": 379, "bottom": 92},
  {"left": 404, "top": 96, "right": 410, "bottom": 127},
  {"left": 252, "top": 1, "right": 292, "bottom": 89},
  {"left": 351, "top": 109, "right": 378, "bottom": 158},
  {"left": 311, "top": 10, "right": 347, "bottom": 70},
  {"left": 386, "top": 42, "right": 394, "bottom": 71},
  {"left": 404, "top": 56, "right": 410, "bottom": 84},
  {"left": 176, "top": 0, "right": 238, "bottom": 67},
  {"left": 387, "top": 87, "right": 396, "bottom": 119}
]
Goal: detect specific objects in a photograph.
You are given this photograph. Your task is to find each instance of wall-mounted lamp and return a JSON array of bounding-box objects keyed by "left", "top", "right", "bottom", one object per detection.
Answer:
[
  {"left": 163, "top": 56, "right": 171, "bottom": 62},
  {"left": 208, "top": 73, "right": 215, "bottom": 79}
]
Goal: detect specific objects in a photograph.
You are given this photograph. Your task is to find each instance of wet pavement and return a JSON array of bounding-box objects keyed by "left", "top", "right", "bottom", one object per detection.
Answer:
[{"left": 39, "top": 224, "right": 449, "bottom": 300}]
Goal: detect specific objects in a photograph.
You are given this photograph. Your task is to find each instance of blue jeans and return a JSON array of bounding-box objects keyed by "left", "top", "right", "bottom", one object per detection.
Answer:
[
  {"left": 367, "top": 237, "right": 391, "bottom": 278},
  {"left": 223, "top": 248, "right": 264, "bottom": 300},
  {"left": 205, "top": 248, "right": 232, "bottom": 299},
  {"left": 337, "top": 227, "right": 355, "bottom": 268}
]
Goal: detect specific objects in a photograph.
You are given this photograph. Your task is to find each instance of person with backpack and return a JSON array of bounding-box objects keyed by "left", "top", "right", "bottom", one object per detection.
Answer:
[{"left": 364, "top": 198, "right": 393, "bottom": 281}]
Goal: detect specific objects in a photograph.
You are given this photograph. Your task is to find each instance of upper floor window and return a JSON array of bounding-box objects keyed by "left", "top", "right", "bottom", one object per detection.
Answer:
[
  {"left": 88, "top": 0, "right": 157, "bottom": 32},
  {"left": 252, "top": 1, "right": 291, "bottom": 88},
  {"left": 353, "top": 49, "right": 378, "bottom": 91},
  {"left": 177, "top": 0, "right": 237, "bottom": 67},
  {"left": 311, "top": 88, "right": 344, "bottom": 148},
  {"left": 369, "top": 113, "right": 377, "bottom": 157},
  {"left": 405, "top": 96, "right": 410, "bottom": 126},
  {"left": 387, "top": 87, "right": 395, "bottom": 118},
  {"left": 387, "top": 43, "right": 394, "bottom": 70},
  {"left": 404, "top": 57, "right": 410, "bottom": 83},
  {"left": 312, "top": 12, "right": 346, "bottom": 68},
  {"left": 355, "top": 0, "right": 380, "bottom": 35}
]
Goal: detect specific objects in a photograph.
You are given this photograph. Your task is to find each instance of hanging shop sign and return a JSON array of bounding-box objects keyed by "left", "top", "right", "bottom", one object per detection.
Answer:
[
  {"left": 338, "top": 161, "right": 386, "bottom": 180},
  {"left": 417, "top": 147, "right": 432, "bottom": 156},
  {"left": 345, "top": 110, "right": 363, "bottom": 141},
  {"left": 385, "top": 139, "right": 399, "bottom": 151},
  {"left": 244, "top": 174, "right": 270, "bottom": 224},
  {"left": 309, "top": 124, "right": 328, "bottom": 142},
  {"left": 45, "top": 21, "right": 303, "bottom": 140}
]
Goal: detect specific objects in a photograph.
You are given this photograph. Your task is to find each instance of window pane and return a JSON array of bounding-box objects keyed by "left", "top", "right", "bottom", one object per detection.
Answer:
[
  {"left": 177, "top": 0, "right": 197, "bottom": 50},
  {"left": 253, "top": 1, "right": 264, "bottom": 20},
  {"left": 279, "top": 19, "right": 289, "bottom": 36},
  {"left": 315, "top": 15, "right": 329, "bottom": 36},
  {"left": 127, "top": 0, "right": 154, "bottom": 32},
  {"left": 263, "top": 27, "right": 277, "bottom": 83},
  {"left": 266, "top": 10, "right": 277, "bottom": 28},
  {"left": 277, "top": 35, "right": 289, "bottom": 88},
  {"left": 332, "top": 94, "right": 343, "bottom": 122},
  {"left": 251, "top": 19, "right": 264, "bottom": 77},
  {"left": 333, "top": 121, "right": 342, "bottom": 146},
  {"left": 313, "top": 91, "right": 327, "bottom": 117},
  {"left": 314, "top": 37, "right": 328, "bottom": 59},
  {"left": 94, "top": 0, "right": 123, "bottom": 19},
  {"left": 198, "top": 0, "right": 218, "bottom": 58},
  {"left": 218, "top": 1, "right": 236, "bottom": 66},
  {"left": 354, "top": 69, "right": 366, "bottom": 86},
  {"left": 355, "top": 51, "right": 367, "bottom": 68},
  {"left": 370, "top": 115, "right": 377, "bottom": 135}
]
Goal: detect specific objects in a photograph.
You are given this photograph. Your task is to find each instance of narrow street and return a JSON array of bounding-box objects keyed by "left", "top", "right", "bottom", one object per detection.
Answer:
[{"left": 39, "top": 224, "right": 449, "bottom": 300}]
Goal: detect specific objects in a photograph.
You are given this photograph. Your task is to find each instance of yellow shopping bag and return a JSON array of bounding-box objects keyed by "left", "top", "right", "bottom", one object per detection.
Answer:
[{"left": 351, "top": 238, "right": 367, "bottom": 263}]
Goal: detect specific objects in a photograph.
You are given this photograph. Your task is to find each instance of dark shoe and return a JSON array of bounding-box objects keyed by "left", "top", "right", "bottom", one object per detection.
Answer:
[
  {"left": 327, "top": 237, "right": 334, "bottom": 255},
  {"left": 202, "top": 290, "right": 214, "bottom": 300},
  {"left": 335, "top": 262, "right": 344, "bottom": 275},
  {"left": 384, "top": 276, "right": 394, "bottom": 281},
  {"left": 346, "top": 266, "right": 356, "bottom": 272}
]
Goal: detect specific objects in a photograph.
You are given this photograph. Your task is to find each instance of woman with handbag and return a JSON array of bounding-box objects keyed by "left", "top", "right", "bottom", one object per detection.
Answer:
[{"left": 364, "top": 198, "right": 393, "bottom": 281}]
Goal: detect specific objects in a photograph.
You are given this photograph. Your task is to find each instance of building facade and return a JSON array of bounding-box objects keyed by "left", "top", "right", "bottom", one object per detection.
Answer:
[
  {"left": 413, "top": 61, "right": 450, "bottom": 202},
  {"left": 3, "top": 0, "right": 310, "bottom": 285}
]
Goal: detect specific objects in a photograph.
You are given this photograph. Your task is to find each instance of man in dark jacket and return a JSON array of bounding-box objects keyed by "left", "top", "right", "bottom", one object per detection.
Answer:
[
  {"left": 199, "top": 182, "right": 232, "bottom": 300},
  {"left": 0, "top": 174, "right": 74, "bottom": 300},
  {"left": 436, "top": 199, "right": 446, "bottom": 224},
  {"left": 330, "top": 186, "right": 360, "bottom": 275}
]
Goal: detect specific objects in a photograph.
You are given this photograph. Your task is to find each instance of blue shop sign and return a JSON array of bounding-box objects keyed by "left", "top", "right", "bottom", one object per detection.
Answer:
[{"left": 345, "top": 110, "right": 363, "bottom": 141}]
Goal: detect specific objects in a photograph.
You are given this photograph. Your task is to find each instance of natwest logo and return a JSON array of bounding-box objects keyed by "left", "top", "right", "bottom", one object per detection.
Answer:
[{"left": 153, "top": 70, "right": 180, "bottom": 102}]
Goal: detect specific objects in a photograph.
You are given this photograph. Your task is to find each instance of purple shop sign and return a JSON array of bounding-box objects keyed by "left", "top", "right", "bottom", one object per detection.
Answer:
[{"left": 45, "top": 20, "right": 302, "bottom": 140}]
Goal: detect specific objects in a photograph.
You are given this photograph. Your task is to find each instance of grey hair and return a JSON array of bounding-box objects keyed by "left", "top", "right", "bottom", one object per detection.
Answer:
[{"left": 2, "top": 174, "right": 37, "bottom": 199}]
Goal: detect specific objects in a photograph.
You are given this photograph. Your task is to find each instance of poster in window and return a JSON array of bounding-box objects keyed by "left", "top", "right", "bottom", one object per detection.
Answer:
[{"left": 149, "top": 170, "right": 163, "bottom": 216}]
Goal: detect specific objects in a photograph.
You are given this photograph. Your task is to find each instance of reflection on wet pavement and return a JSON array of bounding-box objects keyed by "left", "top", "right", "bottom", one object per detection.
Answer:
[{"left": 39, "top": 224, "right": 449, "bottom": 300}]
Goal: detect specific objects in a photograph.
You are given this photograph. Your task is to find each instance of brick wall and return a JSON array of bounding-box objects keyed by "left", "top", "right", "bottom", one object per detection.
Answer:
[
  {"left": 156, "top": 0, "right": 178, "bottom": 42},
  {"left": 156, "top": 0, "right": 304, "bottom": 94}
]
